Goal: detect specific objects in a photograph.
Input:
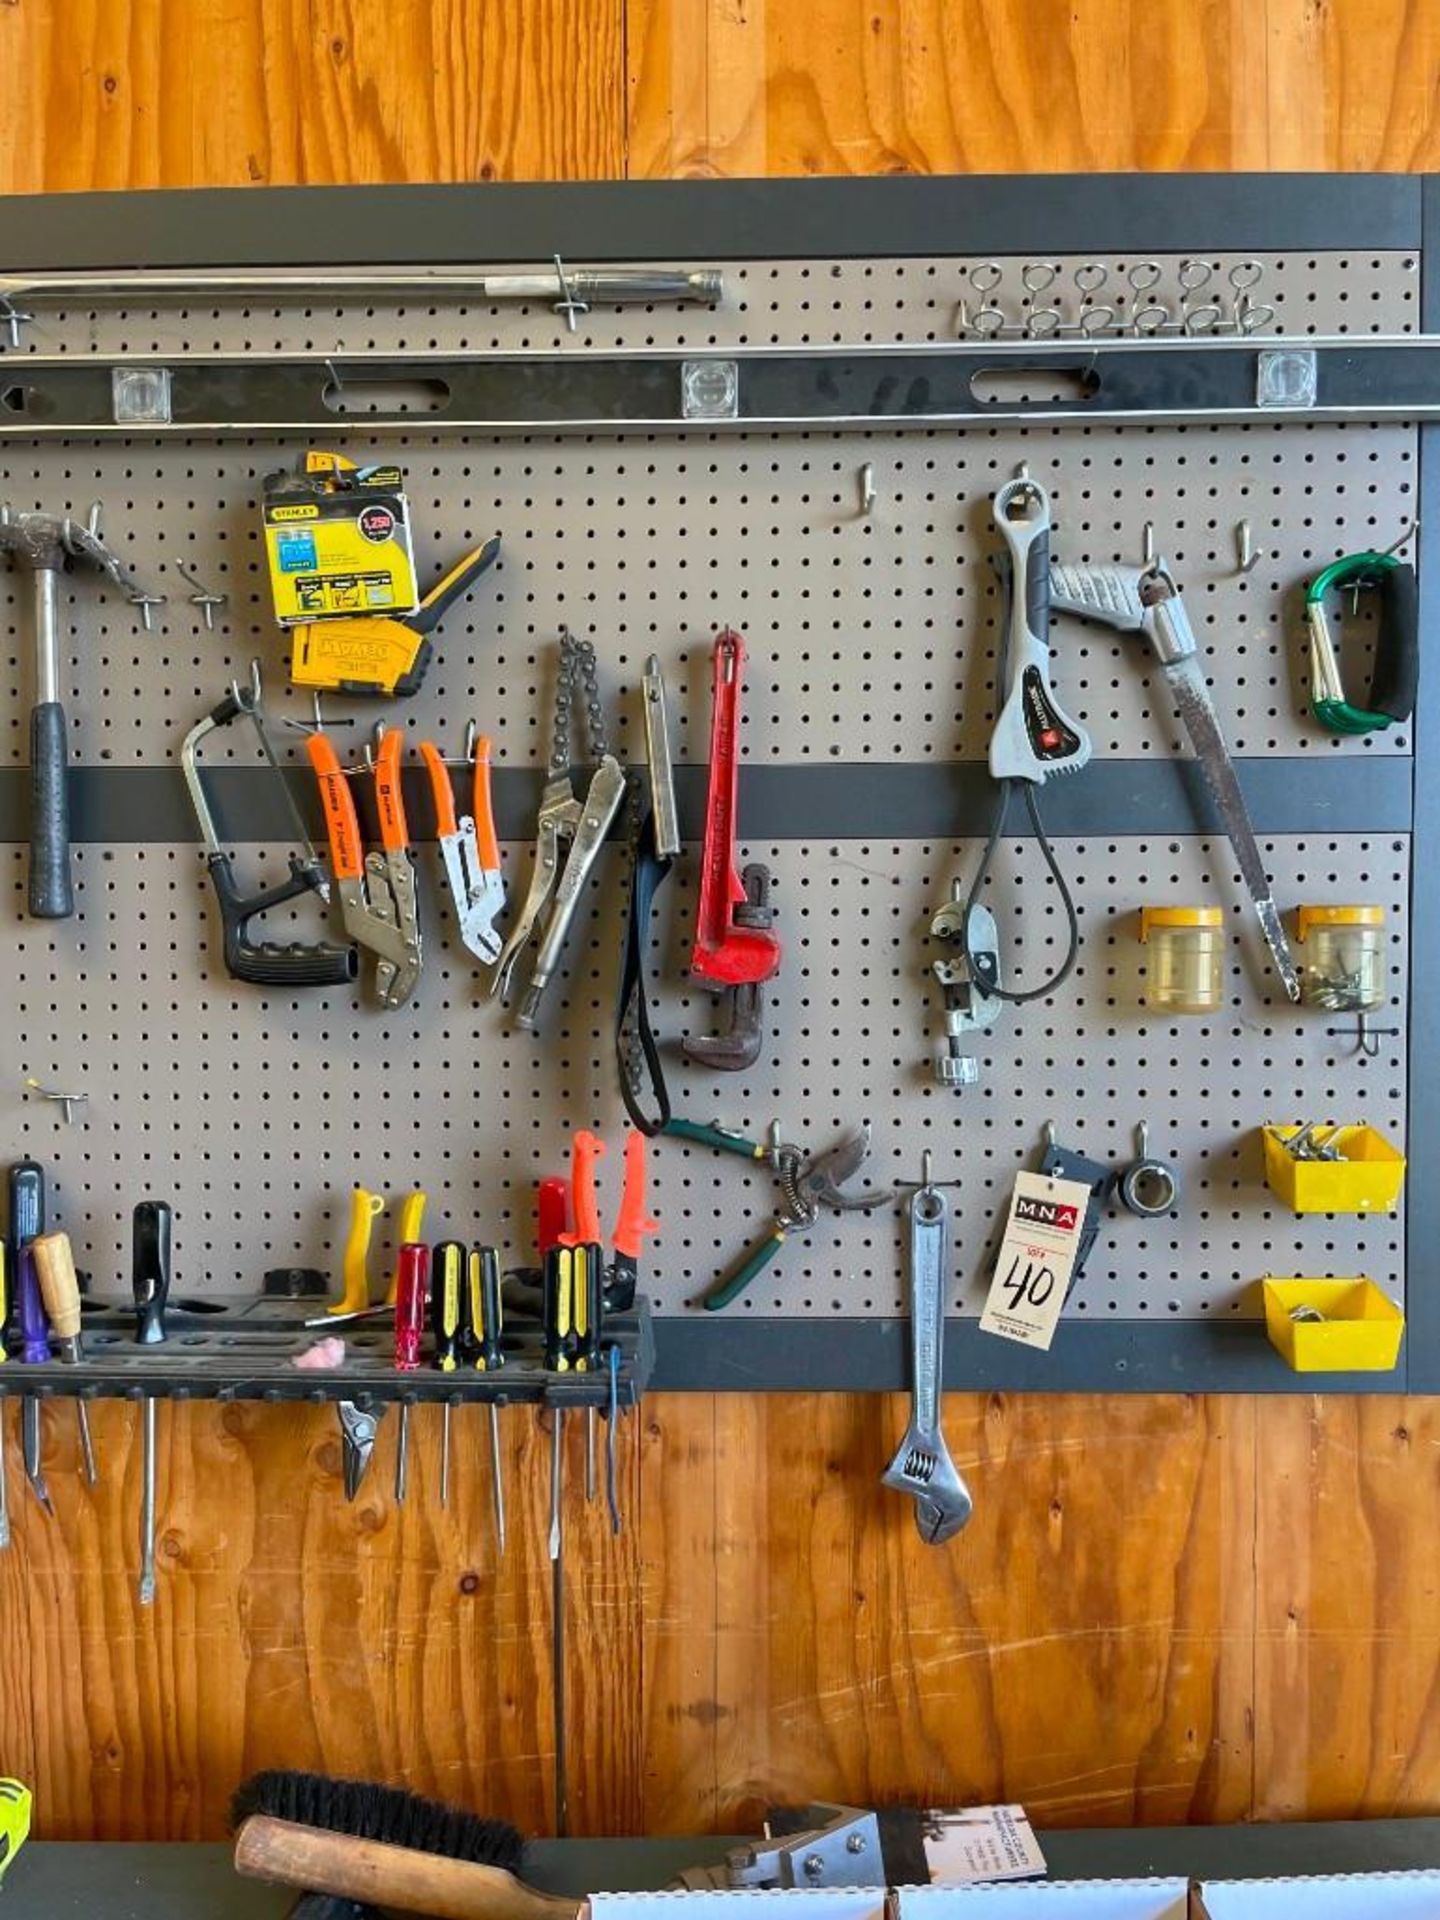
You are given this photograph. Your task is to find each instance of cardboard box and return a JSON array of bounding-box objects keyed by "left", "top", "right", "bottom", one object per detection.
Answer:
[
  {"left": 1195, "top": 1871, "right": 1440, "bottom": 1918},
  {"left": 893, "top": 1882, "right": 1191, "bottom": 1919}
]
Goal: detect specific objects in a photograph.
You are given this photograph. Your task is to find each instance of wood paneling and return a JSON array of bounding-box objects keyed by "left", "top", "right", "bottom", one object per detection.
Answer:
[
  {"left": 4, "top": 0, "right": 1440, "bottom": 1854},
  {"left": 642, "top": 1393, "right": 1256, "bottom": 1834},
  {"left": 626, "top": 0, "right": 1269, "bottom": 179},
  {"left": 0, "top": 0, "right": 625, "bottom": 194}
]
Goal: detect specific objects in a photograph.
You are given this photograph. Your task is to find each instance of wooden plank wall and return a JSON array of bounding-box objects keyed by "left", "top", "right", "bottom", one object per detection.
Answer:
[{"left": 1, "top": 0, "right": 1439, "bottom": 1844}]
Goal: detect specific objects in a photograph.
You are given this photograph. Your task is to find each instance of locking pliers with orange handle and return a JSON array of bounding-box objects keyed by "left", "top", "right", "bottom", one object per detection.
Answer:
[{"left": 306, "top": 724, "right": 423, "bottom": 1008}]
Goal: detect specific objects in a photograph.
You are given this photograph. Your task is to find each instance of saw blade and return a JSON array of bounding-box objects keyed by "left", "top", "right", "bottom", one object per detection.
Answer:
[{"left": 1163, "top": 655, "right": 1301, "bottom": 1002}]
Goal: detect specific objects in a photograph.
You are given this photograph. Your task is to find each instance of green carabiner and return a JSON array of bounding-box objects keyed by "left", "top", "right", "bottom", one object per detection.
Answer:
[{"left": 1304, "top": 550, "right": 1418, "bottom": 737}]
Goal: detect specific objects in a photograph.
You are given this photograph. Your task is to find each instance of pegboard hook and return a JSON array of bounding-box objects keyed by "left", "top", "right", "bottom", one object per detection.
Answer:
[
  {"left": 1234, "top": 519, "right": 1263, "bottom": 574},
  {"left": 23, "top": 1076, "right": 86, "bottom": 1126},
  {"left": 858, "top": 462, "right": 876, "bottom": 519}
]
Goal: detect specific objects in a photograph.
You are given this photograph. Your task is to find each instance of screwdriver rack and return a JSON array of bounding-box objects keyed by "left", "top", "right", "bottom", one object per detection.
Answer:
[
  {"left": 0, "top": 1293, "right": 655, "bottom": 1410},
  {"left": 0, "top": 172, "right": 1436, "bottom": 1394}
]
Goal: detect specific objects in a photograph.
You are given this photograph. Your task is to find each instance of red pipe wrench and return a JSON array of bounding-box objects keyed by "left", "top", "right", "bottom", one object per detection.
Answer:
[{"left": 690, "top": 630, "right": 782, "bottom": 989}]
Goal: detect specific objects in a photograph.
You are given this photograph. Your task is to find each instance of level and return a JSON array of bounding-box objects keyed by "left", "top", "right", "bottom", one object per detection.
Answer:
[{"left": 0, "top": 334, "right": 1433, "bottom": 435}]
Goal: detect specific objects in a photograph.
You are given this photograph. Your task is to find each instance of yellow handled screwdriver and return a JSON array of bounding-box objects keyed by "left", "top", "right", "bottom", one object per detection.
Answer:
[
  {"left": 31, "top": 1232, "right": 97, "bottom": 1487},
  {"left": 431, "top": 1241, "right": 464, "bottom": 1509},
  {"left": 466, "top": 1245, "right": 506, "bottom": 1557}
]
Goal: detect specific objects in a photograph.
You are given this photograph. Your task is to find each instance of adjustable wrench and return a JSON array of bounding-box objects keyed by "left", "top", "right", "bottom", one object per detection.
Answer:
[
  {"left": 686, "top": 631, "right": 780, "bottom": 1066},
  {"left": 881, "top": 1179, "right": 972, "bottom": 1543}
]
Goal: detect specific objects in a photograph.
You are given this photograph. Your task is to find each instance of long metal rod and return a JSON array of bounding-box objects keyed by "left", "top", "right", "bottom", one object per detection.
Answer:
[
  {"left": 3, "top": 336, "right": 1439, "bottom": 436},
  {"left": 0, "top": 266, "right": 723, "bottom": 307}
]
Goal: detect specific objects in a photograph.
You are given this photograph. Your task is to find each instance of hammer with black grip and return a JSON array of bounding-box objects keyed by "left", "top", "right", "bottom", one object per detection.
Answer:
[{"left": 0, "top": 505, "right": 157, "bottom": 919}]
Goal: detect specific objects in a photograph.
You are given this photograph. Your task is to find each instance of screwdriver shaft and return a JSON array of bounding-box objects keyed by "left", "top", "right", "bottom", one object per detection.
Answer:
[
  {"left": 22, "top": 1398, "right": 51, "bottom": 1516},
  {"left": 139, "top": 1396, "right": 156, "bottom": 1605},
  {"left": 439, "top": 1404, "right": 451, "bottom": 1509},
  {"left": 489, "top": 1404, "right": 506, "bottom": 1557},
  {"left": 0, "top": 1402, "right": 10, "bottom": 1550},
  {"left": 585, "top": 1408, "right": 597, "bottom": 1503},
  {"left": 548, "top": 1408, "right": 563, "bottom": 1562},
  {"left": 76, "top": 1402, "right": 97, "bottom": 1487},
  {"left": 395, "top": 1403, "right": 410, "bottom": 1504}
]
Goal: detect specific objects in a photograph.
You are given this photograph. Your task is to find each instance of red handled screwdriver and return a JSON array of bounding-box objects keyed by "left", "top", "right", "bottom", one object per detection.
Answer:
[{"left": 392, "top": 1241, "right": 428, "bottom": 1504}]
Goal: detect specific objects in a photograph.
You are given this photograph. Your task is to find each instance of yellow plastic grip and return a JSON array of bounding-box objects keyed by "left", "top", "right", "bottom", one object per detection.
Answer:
[
  {"left": 385, "top": 1190, "right": 428, "bottom": 1306},
  {"left": 333, "top": 1188, "right": 384, "bottom": 1315}
]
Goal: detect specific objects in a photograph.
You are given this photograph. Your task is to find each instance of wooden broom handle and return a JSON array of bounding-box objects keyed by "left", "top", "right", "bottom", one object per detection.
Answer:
[{"left": 234, "top": 1815, "right": 582, "bottom": 1920}]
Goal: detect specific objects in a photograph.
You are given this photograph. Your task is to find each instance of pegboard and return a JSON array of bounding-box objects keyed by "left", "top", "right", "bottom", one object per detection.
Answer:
[
  {"left": 4, "top": 831, "right": 1406, "bottom": 1324},
  {"left": 0, "top": 176, "right": 1426, "bottom": 1391}
]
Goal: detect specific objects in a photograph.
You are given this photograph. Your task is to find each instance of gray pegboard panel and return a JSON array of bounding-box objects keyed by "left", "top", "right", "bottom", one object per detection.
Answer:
[
  {"left": 0, "top": 252, "right": 1416, "bottom": 358},
  {"left": 0, "top": 830, "right": 1404, "bottom": 1330},
  {"left": 0, "top": 417, "right": 1417, "bottom": 774}
]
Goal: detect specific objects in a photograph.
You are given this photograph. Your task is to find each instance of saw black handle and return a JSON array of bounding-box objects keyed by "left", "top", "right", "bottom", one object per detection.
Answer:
[
  {"left": 206, "top": 855, "right": 358, "bottom": 989},
  {"left": 29, "top": 700, "right": 72, "bottom": 919},
  {"left": 1370, "top": 560, "right": 1419, "bottom": 723}
]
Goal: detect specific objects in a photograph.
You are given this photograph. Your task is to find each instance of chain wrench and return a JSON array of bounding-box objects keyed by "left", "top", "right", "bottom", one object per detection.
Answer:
[{"left": 881, "top": 1170, "right": 972, "bottom": 1542}]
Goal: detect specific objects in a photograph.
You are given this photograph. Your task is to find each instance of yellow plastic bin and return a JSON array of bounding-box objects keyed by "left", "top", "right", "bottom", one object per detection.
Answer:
[
  {"left": 1261, "top": 1123, "right": 1407, "bottom": 1214},
  {"left": 1262, "top": 1278, "right": 1405, "bottom": 1372}
]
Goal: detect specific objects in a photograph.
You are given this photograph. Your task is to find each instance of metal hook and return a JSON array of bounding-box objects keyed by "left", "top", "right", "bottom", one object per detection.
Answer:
[
  {"left": 1142, "top": 521, "right": 1156, "bottom": 568},
  {"left": 1378, "top": 519, "right": 1418, "bottom": 560},
  {"left": 463, "top": 718, "right": 479, "bottom": 762},
  {"left": 858, "top": 462, "right": 877, "bottom": 519},
  {"left": 921, "top": 1147, "right": 934, "bottom": 1192},
  {"left": 174, "top": 561, "right": 228, "bottom": 631},
  {"left": 228, "top": 657, "right": 262, "bottom": 711},
  {"left": 324, "top": 358, "right": 345, "bottom": 395},
  {"left": 1235, "top": 520, "right": 1263, "bottom": 574},
  {"left": 552, "top": 253, "right": 587, "bottom": 332},
  {"left": 23, "top": 1076, "right": 87, "bottom": 1126}
]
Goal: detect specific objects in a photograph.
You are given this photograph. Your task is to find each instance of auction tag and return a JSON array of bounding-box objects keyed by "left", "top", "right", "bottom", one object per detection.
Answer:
[
  {"left": 921, "top": 1804, "right": 1047, "bottom": 1884},
  {"left": 979, "top": 1169, "right": 1091, "bottom": 1351}
]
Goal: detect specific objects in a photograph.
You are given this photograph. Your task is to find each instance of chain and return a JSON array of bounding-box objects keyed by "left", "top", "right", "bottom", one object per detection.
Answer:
[
  {"left": 552, "top": 627, "right": 609, "bottom": 773},
  {"left": 577, "top": 633, "right": 608, "bottom": 762},
  {"left": 550, "top": 629, "right": 578, "bottom": 777}
]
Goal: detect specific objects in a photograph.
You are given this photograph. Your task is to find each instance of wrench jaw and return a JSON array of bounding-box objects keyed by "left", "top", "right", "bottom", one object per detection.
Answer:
[
  {"left": 683, "top": 863, "right": 775, "bottom": 1071},
  {"left": 882, "top": 1181, "right": 974, "bottom": 1543}
]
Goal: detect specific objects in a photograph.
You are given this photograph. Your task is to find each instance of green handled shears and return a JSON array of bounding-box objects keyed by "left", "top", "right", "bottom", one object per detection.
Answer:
[{"left": 662, "top": 1118, "right": 889, "bottom": 1311}]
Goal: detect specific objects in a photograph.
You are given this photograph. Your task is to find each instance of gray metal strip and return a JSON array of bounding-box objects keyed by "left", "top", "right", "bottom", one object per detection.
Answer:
[
  {"left": 1403, "top": 180, "right": 1439, "bottom": 1392},
  {"left": 0, "top": 757, "right": 1411, "bottom": 846},
  {"left": 651, "top": 1316, "right": 1406, "bottom": 1393},
  {"left": 7, "top": 337, "right": 1440, "bottom": 436},
  {"left": 0, "top": 176, "right": 1419, "bottom": 272}
]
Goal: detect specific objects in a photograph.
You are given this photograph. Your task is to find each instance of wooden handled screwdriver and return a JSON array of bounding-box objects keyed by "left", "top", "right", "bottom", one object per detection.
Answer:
[
  {"left": 132, "top": 1201, "right": 172, "bottom": 1606},
  {"left": 31, "top": 1231, "right": 97, "bottom": 1487}
]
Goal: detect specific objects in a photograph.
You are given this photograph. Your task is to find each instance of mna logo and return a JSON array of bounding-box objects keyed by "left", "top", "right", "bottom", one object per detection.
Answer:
[{"left": 1015, "top": 1195, "right": 1078, "bottom": 1231}]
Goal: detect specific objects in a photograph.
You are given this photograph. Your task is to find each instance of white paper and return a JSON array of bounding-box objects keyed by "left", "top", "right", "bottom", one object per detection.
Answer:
[
  {"left": 921, "top": 1805, "right": 1048, "bottom": 1885},
  {"left": 979, "top": 1170, "right": 1092, "bottom": 1351}
]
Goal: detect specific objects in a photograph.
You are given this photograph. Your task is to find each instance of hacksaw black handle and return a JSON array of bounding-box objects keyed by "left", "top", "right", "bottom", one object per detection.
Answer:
[
  {"left": 29, "top": 700, "right": 72, "bottom": 919},
  {"left": 206, "top": 854, "right": 357, "bottom": 988},
  {"left": 1370, "top": 560, "right": 1419, "bottom": 723}
]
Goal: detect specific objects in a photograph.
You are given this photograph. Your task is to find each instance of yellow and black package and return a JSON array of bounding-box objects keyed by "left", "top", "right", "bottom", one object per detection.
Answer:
[
  {"left": 263, "top": 452, "right": 420, "bottom": 626},
  {"left": 260, "top": 451, "right": 501, "bottom": 696}
]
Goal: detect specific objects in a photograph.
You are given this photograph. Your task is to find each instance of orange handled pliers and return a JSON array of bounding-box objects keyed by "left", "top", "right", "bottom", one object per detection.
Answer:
[
  {"left": 307, "top": 725, "right": 423, "bottom": 1008},
  {"left": 418, "top": 729, "right": 506, "bottom": 966}
]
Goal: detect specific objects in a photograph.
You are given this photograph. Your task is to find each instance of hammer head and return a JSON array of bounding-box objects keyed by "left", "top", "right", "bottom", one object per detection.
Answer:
[{"left": 0, "top": 503, "right": 139, "bottom": 590}]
